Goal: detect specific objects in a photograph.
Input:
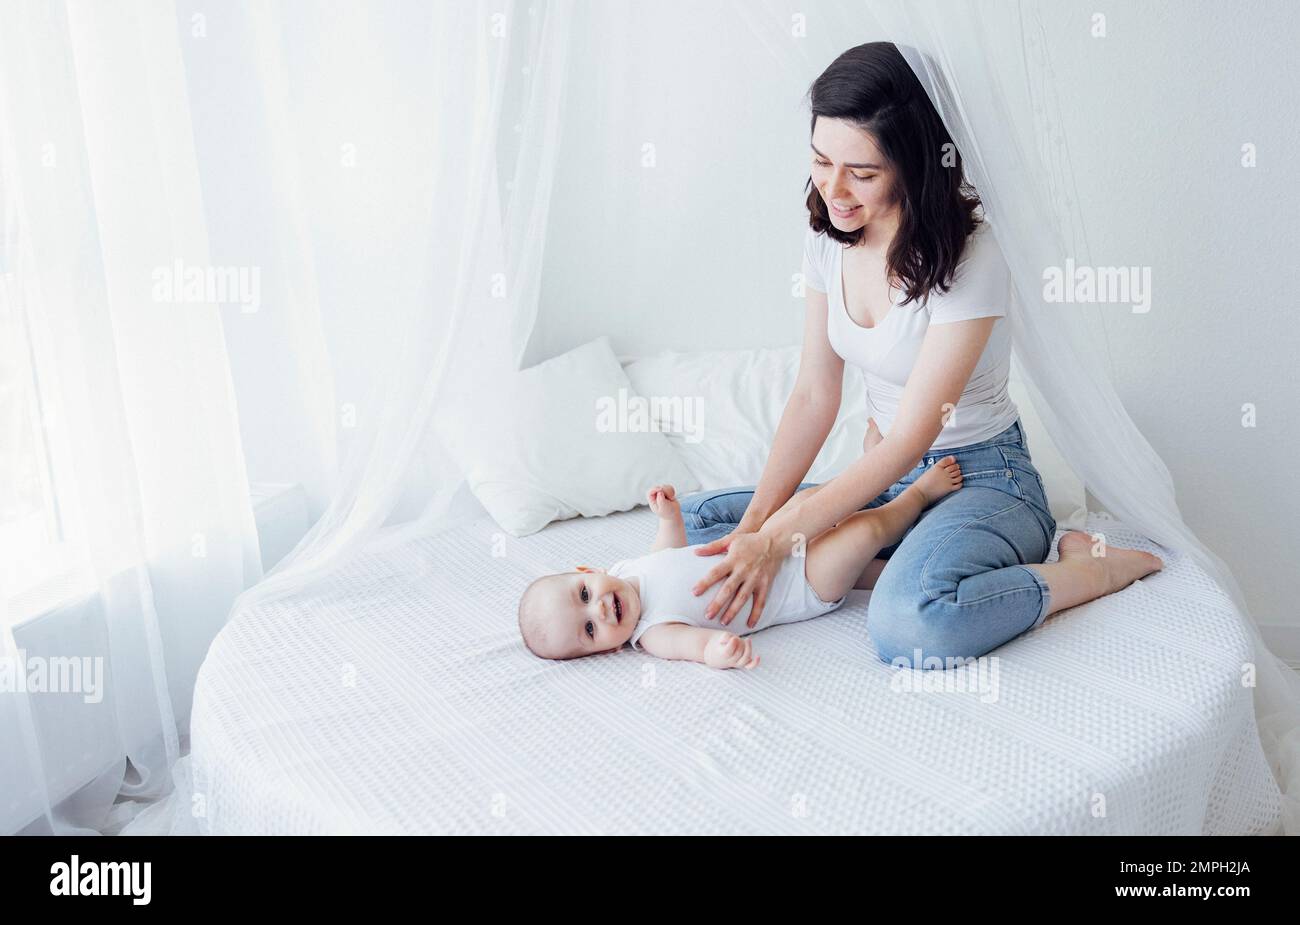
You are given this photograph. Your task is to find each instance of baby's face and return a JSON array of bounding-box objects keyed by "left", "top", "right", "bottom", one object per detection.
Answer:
[{"left": 541, "top": 567, "right": 641, "bottom": 655}]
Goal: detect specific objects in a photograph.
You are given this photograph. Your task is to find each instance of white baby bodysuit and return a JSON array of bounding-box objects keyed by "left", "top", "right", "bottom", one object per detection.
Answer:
[
  {"left": 607, "top": 544, "right": 845, "bottom": 650},
  {"left": 802, "top": 218, "right": 1020, "bottom": 451}
]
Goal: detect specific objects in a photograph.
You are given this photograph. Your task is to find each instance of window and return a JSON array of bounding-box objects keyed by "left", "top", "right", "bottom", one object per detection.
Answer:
[
  {"left": 0, "top": 187, "right": 86, "bottom": 622},
  {"left": 0, "top": 271, "right": 59, "bottom": 542}
]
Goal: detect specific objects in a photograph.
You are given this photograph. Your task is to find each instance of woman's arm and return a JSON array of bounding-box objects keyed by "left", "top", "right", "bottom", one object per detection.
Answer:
[
  {"left": 720, "top": 286, "right": 846, "bottom": 536},
  {"left": 697, "top": 315, "right": 999, "bottom": 627},
  {"left": 760, "top": 316, "right": 1000, "bottom": 557},
  {"left": 737, "top": 386, "right": 842, "bottom": 532}
]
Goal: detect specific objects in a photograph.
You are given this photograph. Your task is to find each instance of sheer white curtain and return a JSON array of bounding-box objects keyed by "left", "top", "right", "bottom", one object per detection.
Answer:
[
  {"left": 0, "top": 0, "right": 260, "bottom": 833},
  {"left": 229, "top": 0, "right": 573, "bottom": 607}
]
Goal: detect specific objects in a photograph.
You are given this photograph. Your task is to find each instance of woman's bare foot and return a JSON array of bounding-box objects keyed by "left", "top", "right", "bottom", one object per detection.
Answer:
[
  {"left": 913, "top": 455, "right": 963, "bottom": 505},
  {"left": 1056, "top": 530, "right": 1164, "bottom": 597},
  {"left": 863, "top": 416, "right": 883, "bottom": 453}
]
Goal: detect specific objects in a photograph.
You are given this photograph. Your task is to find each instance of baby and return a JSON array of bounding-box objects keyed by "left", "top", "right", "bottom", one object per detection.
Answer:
[{"left": 517, "top": 451, "right": 965, "bottom": 669}]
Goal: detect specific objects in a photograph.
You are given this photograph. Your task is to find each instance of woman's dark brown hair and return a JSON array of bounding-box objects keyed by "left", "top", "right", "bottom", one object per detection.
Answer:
[{"left": 805, "top": 42, "right": 981, "bottom": 306}]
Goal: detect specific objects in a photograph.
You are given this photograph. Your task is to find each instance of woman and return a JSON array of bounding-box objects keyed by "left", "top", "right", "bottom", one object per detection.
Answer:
[{"left": 680, "top": 43, "right": 1162, "bottom": 668}]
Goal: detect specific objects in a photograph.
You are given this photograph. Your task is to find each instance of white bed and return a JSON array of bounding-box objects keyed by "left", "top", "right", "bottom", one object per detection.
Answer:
[{"left": 189, "top": 507, "right": 1283, "bottom": 835}]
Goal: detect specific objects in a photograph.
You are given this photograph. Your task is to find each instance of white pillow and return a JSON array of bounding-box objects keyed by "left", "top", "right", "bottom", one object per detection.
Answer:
[
  {"left": 620, "top": 346, "right": 864, "bottom": 490},
  {"left": 623, "top": 345, "right": 1087, "bottom": 531},
  {"left": 438, "top": 336, "right": 699, "bottom": 537}
]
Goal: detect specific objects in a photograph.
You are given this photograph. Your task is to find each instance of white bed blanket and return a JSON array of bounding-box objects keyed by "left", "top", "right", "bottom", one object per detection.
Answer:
[{"left": 190, "top": 510, "right": 1282, "bottom": 834}]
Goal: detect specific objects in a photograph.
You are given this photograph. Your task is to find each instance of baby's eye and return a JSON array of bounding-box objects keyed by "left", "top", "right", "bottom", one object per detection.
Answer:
[
  {"left": 585, "top": 621, "right": 595, "bottom": 638},
  {"left": 580, "top": 585, "right": 589, "bottom": 603}
]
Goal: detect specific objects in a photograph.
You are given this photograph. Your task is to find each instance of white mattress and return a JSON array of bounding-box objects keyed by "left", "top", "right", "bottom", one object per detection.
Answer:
[{"left": 190, "top": 509, "right": 1283, "bottom": 834}]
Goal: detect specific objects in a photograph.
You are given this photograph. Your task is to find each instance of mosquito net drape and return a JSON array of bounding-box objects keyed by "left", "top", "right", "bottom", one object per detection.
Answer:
[{"left": 166, "top": 0, "right": 1300, "bottom": 833}]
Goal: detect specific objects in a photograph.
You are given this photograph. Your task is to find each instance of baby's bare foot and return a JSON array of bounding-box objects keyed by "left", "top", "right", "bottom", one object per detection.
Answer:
[
  {"left": 1057, "top": 530, "right": 1164, "bottom": 596},
  {"left": 863, "top": 417, "right": 883, "bottom": 452},
  {"left": 914, "top": 455, "right": 963, "bottom": 504}
]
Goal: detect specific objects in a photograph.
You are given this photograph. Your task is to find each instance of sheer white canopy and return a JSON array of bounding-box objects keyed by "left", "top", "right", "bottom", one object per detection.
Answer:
[
  {"left": 3, "top": 0, "right": 1296, "bottom": 834},
  {"left": 231, "top": 0, "right": 1300, "bottom": 833}
]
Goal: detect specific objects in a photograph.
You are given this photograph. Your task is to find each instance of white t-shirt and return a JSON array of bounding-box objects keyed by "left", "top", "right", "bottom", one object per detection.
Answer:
[
  {"left": 608, "top": 545, "right": 843, "bottom": 650},
  {"left": 802, "top": 220, "right": 1019, "bottom": 451}
]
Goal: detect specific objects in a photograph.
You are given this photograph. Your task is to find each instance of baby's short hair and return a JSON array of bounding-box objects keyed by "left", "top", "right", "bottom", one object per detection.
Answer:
[{"left": 518, "top": 573, "right": 577, "bottom": 660}]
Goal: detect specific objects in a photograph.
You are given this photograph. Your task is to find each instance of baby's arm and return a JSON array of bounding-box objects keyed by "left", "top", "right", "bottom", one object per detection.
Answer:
[
  {"left": 647, "top": 484, "right": 688, "bottom": 552},
  {"left": 639, "top": 623, "right": 760, "bottom": 670}
]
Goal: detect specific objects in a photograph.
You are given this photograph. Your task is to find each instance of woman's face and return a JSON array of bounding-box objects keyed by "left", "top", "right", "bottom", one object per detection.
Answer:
[{"left": 810, "top": 117, "right": 898, "bottom": 233}]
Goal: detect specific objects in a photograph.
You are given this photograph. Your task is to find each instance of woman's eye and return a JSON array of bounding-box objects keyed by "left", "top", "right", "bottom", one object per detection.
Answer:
[
  {"left": 585, "top": 621, "right": 595, "bottom": 638},
  {"left": 580, "top": 585, "right": 589, "bottom": 603},
  {"left": 813, "top": 159, "right": 873, "bottom": 181}
]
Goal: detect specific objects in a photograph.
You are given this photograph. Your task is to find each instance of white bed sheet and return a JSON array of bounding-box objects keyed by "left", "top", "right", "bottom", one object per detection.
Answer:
[{"left": 190, "top": 509, "right": 1282, "bottom": 834}]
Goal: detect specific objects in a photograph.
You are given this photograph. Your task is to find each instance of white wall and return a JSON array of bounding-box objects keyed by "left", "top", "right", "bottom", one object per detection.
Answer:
[
  {"left": 1042, "top": 2, "right": 1300, "bottom": 645},
  {"left": 530, "top": 0, "right": 1299, "bottom": 639}
]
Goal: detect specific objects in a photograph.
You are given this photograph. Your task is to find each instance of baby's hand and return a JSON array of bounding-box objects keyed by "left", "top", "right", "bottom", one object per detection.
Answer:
[
  {"left": 647, "top": 484, "right": 681, "bottom": 520},
  {"left": 703, "top": 631, "right": 760, "bottom": 670}
]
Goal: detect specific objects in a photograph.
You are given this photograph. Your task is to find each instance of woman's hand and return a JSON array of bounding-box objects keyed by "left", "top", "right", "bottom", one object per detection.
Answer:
[{"left": 691, "top": 529, "right": 785, "bottom": 629}]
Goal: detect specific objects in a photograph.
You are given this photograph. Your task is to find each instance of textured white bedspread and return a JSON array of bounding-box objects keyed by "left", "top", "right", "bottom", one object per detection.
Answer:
[{"left": 190, "top": 509, "right": 1282, "bottom": 834}]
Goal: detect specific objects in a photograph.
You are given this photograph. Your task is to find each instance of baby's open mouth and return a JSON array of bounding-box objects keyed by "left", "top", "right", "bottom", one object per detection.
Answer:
[{"left": 613, "top": 593, "right": 623, "bottom": 622}]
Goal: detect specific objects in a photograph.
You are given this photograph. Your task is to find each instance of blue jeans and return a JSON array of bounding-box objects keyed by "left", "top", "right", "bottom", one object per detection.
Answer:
[{"left": 679, "top": 419, "right": 1057, "bottom": 668}]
